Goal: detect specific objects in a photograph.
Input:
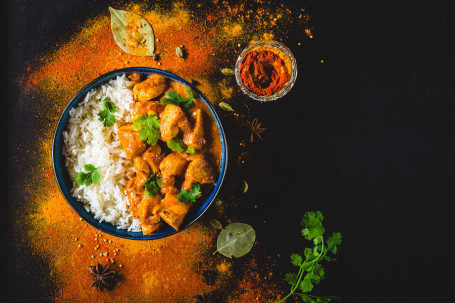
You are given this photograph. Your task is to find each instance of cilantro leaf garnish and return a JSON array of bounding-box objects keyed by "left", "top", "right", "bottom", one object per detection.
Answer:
[
  {"left": 276, "top": 211, "right": 342, "bottom": 303},
  {"left": 76, "top": 164, "right": 100, "bottom": 186},
  {"left": 177, "top": 183, "right": 201, "bottom": 204},
  {"left": 133, "top": 115, "right": 161, "bottom": 145},
  {"left": 144, "top": 173, "right": 162, "bottom": 197},
  {"left": 160, "top": 89, "right": 194, "bottom": 111},
  {"left": 167, "top": 138, "right": 186, "bottom": 152},
  {"left": 166, "top": 138, "right": 196, "bottom": 153},
  {"left": 98, "top": 97, "right": 117, "bottom": 127}
]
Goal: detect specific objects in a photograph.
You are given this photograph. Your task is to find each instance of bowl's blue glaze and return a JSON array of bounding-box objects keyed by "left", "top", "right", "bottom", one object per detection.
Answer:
[{"left": 52, "top": 67, "right": 227, "bottom": 240}]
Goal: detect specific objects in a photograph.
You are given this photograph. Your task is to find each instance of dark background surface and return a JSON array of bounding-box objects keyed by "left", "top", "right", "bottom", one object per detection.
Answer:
[{"left": 6, "top": 0, "right": 455, "bottom": 302}]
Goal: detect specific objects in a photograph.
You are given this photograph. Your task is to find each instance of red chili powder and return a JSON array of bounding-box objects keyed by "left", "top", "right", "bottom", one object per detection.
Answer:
[{"left": 240, "top": 50, "right": 290, "bottom": 97}]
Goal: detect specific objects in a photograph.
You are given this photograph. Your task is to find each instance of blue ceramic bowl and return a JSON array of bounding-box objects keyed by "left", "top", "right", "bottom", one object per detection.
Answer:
[{"left": 52, "top": 67, "right": 227, "bottom": 240}]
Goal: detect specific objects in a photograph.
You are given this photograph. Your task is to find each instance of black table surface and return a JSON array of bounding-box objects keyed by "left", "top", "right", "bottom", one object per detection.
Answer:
[{"left": 5, "top": 0, "right": 455, "bottom": 302}]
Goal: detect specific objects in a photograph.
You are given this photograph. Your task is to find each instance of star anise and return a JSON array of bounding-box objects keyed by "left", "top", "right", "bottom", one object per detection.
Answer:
[
  {"left": 246, "top": 118, "right": 266, "bottom": 142},
  {"left": 87, "top": 263, "right": 115, "bottom": 291},
  {"left": 202, "top": 270, "right": 216, "bottom": 286},
  {"left": 194, "top": 293, "right": 216, "bottom": 303}
]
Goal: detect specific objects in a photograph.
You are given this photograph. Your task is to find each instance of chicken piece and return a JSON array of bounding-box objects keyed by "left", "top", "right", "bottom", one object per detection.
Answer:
[
  {"left": 159, "top": 104, "right": 189, "bottom": 142},
  {"left": 158, "top": 194, "right": 190, "bottom": 230},
  {"left": 183, "top": 108, "right": 206, "bottom": 150},
  {"left": 133, "top": 101, "right": 163, "bottom": 119},
  {"left": 133, "top": 157, "right": 150, "bottom": 183},
  {"left": 169, "top": 81, "right": 193, "bottom": 99},
  {"left": 142, "top": 145, "right": 164, "bottom": 173},
  {"left": 182, "top": 154, "right": 215, "bottom": 190},
  {"left": 142, "top": 222, "right": 162, "bottom": 235},
  {"left": 125, "top": 177, "right": 145, "bottom": 214},
  {"left": 117, "top": 124, "right": 147, "bottom": 159},
  {"left": 133, "top": 74, "right": 169, "bottom": 101},
  {"left": 159, "top": 152, "right": 188, "bottom": 194},
  {"left": 137, "top": 195, "right": 162, "bottom": 224},
  {"left": 125, "top": 178, "right": 162, "bottom": 234},
  {"left": 128, "top": 72, "right": 142, "bottom": 82}
]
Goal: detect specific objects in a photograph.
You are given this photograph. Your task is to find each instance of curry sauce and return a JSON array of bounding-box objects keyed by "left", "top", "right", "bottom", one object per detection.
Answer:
[{"left": 119, "top": 73, "right": 221, "bottom": 235}]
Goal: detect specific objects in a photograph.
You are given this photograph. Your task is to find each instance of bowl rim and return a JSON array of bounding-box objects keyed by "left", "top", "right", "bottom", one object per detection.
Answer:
[
  {"left": 234, "top": 40, "right": 298, "bottom": 102},
  {"left": 52, "top": 67, "right": 228, "bottom": 240}
]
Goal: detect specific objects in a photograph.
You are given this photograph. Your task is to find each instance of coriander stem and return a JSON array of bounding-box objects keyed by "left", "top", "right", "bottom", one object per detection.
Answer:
[
  {"left": 276, "top": 265, "right": 305, "bottom": 303},
  {"left": 276, "top": 236, "right": 325, "bottom": 303}
]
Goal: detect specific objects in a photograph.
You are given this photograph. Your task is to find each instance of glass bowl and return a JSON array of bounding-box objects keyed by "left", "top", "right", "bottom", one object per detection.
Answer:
[{"left": 235, "top": 40, "right": 297, "bottom": 102}]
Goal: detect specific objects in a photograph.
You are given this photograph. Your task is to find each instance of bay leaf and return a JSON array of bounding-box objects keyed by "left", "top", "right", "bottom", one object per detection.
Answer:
[
  {"left": 210, "top": 219, "right": 223, "bottom": 230},
  {"left": 219, "top": 102, "right": 234, "bottom": 112},
  {"left": 216, "top": 223, "right": 256, "bottom": 258},
  {"left": 221, "top": 68, "right": 235, "bottom": 76},
  {"left": 109, "top": 7, "right": 155, "bottom": 56}
]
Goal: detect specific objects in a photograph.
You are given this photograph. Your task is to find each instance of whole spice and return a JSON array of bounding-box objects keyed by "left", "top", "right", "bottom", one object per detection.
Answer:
[
  {"left": 87, "top": 263, "right": 115, "bottom": 291},
  {"left": 218, "top": 102, "right": 234, "bottom": 112},
  {"left": 247, "top": 118, "right": 266, "bottom": 142},
  {"left": 239, "top": 50, "right": 290, "bottom": 96},
  {"left": 176, "top": 46, "right": 185, "bottom": 58},
  {"left": 109, "top": 7, "right": 155, "bottom": 56},
  {"left": 221, "top": 67, "right": 235, "bottom": 76},
  {"left": 215, "top": 223, "right": 256, "bottom": 258}
]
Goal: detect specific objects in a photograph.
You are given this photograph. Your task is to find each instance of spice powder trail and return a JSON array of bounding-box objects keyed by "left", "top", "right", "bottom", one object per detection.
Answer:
[{"left": 15, "top": 1, "right": 312, "bottom": 302}]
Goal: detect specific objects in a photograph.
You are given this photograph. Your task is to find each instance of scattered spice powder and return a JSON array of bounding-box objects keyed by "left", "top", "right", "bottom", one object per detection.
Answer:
[{"left": 13, "top": 1, "right": 312, "bottom": 302}]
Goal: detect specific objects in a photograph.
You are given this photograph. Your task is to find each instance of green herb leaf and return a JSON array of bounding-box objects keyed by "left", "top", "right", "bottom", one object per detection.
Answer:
[
  {"left": 98, "top": 98, "right": 117, "bottom": 127},
  {"left": 109, "top": 7, "right": 155, "bottom": 56},
  {"left": 290, "top": 254, "right": 303, "bottom": 267},
  {"left": 326, "top": 232, "right": 342, "bottom": 254},
  {"left": 301, "top": 211, "right": 325, "bottom": 240},
  {"left": 215, "top": 223, "right": 256, "bottom": 258},
  {"left": 167, "top": 138, "right": 186, "bottom": 152},
  {"left": 276, "top": 212, "right": 341, "bottom": 303},
  {"left": 160, "top": 89, "right": 194, "bottom": 111},
  {"left": 101, "top": 98, "right": 117, "bottom": 113},
  {"left": 300, "top": 274, "right": 314, "bottom": 293},
  {"left": 285, "top": 273, "right": 298, "bottom": 286},
  {"left": 144, "top": 173, "right": 162, "bottom": 197},
  {"left": 186, "top": 146, "right": 196, "bottom": 154},
  {"left": 133, "top": 115, "right": 161, "bottom": 145},
  {"left": 76, "top": 164, "right": 100, "bottom": 186},
  {"left": 177, "top": 183, "right": 201, "bottom": 204}
]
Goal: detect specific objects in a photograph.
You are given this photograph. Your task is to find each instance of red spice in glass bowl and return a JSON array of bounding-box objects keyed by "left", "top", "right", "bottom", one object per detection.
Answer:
[
  {"left": 239, "top": 50, "right": 290, "bottom": 96},
  {"left": 235, "top": 40, "right": 297, "bottom": 102}
]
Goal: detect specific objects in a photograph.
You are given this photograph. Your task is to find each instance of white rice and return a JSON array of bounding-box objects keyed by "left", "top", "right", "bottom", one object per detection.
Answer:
[{"left": 62, "top": 75, "right": 142, "bottom": 232}]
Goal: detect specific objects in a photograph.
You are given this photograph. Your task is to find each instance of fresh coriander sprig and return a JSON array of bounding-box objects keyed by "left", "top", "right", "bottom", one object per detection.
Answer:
[
  {"left": 98, "top": 97, "right": 117, "bottom": 127},
  {"left": 133, "top": 115, "right": 161, "bottom": 145},
  {"left": 76, "top": 164, "right": 100, "bottom": 186},
  {"left": 178, "top": 183, "right": 201, "bottom": 204},
  {"left": 277, "top": 211, "right": 342, "bottom": 303},
  {"left": 160, "top": 89, "right": 194, "bottom": 111},
  {"left": 144, "top": 173, "right": 162, "bottom": 197},
  {"left": 167, "top": 138, "right": 196, "bottom": 154}
]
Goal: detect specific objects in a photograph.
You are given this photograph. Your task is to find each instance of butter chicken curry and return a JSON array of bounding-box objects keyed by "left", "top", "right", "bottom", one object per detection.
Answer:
[{"left": 118, "top": 73, "right": 221, "bottom": 235}]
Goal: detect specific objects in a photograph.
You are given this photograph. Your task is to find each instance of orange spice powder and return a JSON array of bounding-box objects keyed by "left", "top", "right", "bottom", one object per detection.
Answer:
[{"left": 16, "top": 1, "right": 313, "bottom": 302}]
